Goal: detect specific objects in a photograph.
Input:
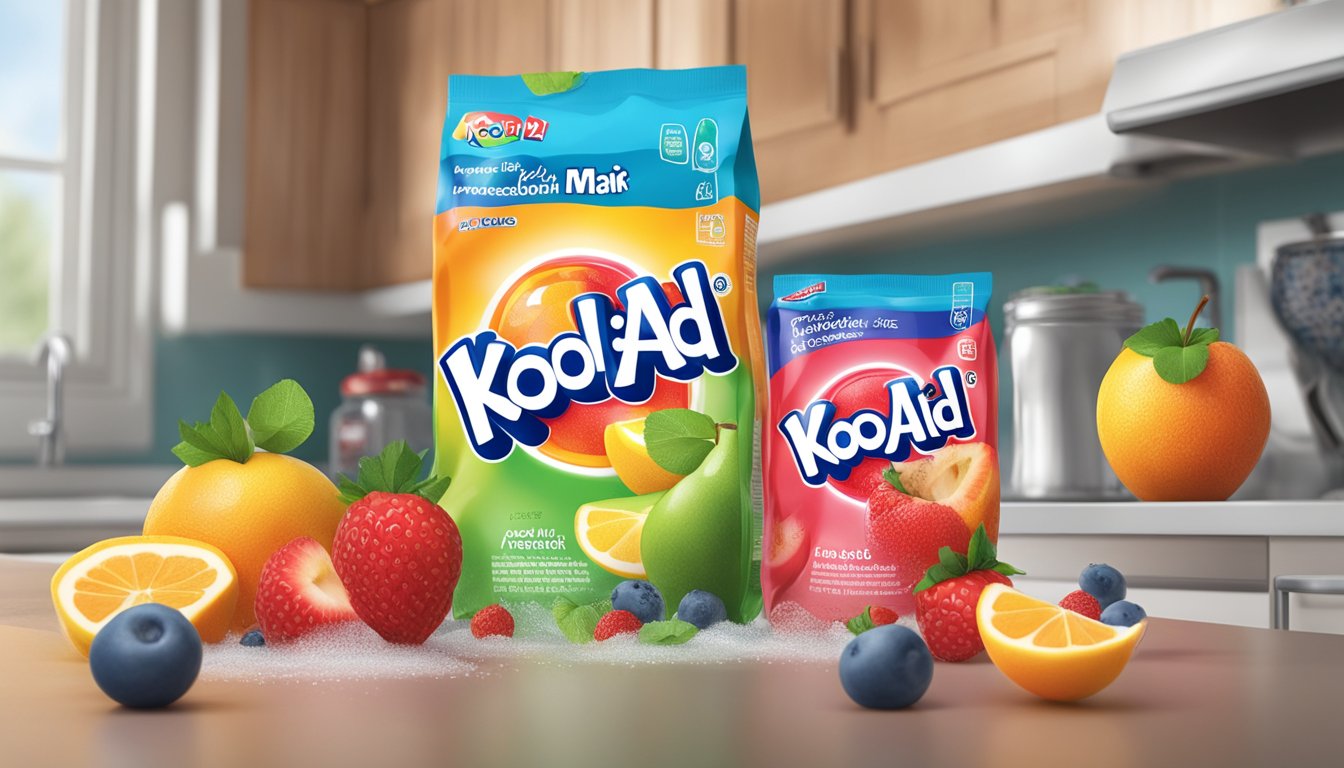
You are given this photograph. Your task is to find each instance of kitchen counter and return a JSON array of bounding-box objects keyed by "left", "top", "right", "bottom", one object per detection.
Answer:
[
  {"left": 2, "top": 557, "right": 1343, "bottom": 767},
  {"left": 1002, "top": 499, "right": 1344, "bottom": 537}
]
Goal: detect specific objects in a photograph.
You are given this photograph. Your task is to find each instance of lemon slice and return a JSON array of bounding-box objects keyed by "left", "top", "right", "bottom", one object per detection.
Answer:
[
  {"left": 51, "top": 535, "right": 239, "bottom": 656},
  {"left": 574, "top": 493, "right": 663, "bottom": 579},
  {"left": 604, "top": 418, "right": 685, "bottom": 495},
  {"left": 977, "top": 583, "right": 1146, "bottom": 701}
]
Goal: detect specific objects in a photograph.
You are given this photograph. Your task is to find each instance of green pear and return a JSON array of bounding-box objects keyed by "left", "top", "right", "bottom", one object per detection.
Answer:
[{"left": 640, "top": 425, "right": 747, "bottom": 622}]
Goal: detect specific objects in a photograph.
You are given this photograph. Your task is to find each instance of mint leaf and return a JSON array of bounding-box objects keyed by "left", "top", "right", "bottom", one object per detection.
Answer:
[
  {"left": 1187, "top": 327, "right": 1219, "bottom": 346},
  {"left": 846, "top": 607, "right": 876, "bottom": 636},
  {"left": 521, "top": 71, "right": 582, "bottom": 95},
  {"left": 881, "top": 466, "right": 909, "bottom": 494},
  {"left": 247, "top": 379, "right": 314, "bottom": 454},
  {"left": 553, "top": 596, "right": 611, "bottom": 644},
  {"left": 172, "top": 421, "right": 222, "bottom": 467},
  {"left": 938, "top": 545, "right": 968, "bottom": 573},
  {"left": 639, "top": 619, "right": 699, "bottom": 645},
  {"left": 1153, "top": 343, "right": 1210, "bottom": 384},
  {"left": 643, "top": 408, "right": 718, "bottom": 475},
  {"left": 1123, "top": 318, "right": 1184, "bottom": 357}
]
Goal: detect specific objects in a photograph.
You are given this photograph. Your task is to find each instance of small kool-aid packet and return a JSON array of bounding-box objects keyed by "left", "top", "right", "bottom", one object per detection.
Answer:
[
  {"left": 763, "top": 274, "right": 998, "bottom": 625},
  {"left": 432, "top": 68, "right": 764, "bottom": 624}
]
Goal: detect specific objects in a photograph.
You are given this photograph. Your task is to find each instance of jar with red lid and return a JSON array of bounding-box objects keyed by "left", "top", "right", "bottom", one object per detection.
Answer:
[{"left": 328, "top": 345, "right": 432, "bottom": 478}]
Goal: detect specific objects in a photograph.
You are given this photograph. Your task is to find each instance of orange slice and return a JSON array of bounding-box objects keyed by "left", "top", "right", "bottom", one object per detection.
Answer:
[
  {"left": 51, "top": 535, "right": 239, "bottom": 656},
  {"left": 977, "top": 583, "right": 1146, "bottom": 701},
  {"left": 574, "top": 493, "right": 663, "bottom": 579},
  {"left": 605, "top": 418, "right": 686, "bottom": 494}
]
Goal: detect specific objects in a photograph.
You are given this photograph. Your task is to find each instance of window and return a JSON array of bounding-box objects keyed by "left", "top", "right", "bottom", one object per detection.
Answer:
[
  {"left": 0, "top": 0, "right": 151, "bottom": 456},
  {"left": 0, "top": 1, "right": 70, "bottom": 355}
]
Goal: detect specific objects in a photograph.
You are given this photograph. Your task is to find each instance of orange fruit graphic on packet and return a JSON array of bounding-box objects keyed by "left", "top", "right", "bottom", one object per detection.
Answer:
[
  {"left": 490, "top": 257, "right": 689, "bottom": 467},
  {"left": 51, "top": 535, "right": 238, "bottom": 656},
  {"left": 1096, "top": 297, "right": 1269, "bottom": 501}
]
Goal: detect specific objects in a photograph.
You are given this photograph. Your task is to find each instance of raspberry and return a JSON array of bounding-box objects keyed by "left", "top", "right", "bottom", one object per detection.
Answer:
[
  {"left": 470, "top": 604, "right": 515, "bottom": 639},
  {"left": 869, "top": 606, "right": 900, "bottom": 626},
  {"left": 593, "top": 609, "right": 642, "bottom": 641},
  {"left": 1059, "top": 589, "right": 1102, "bottom": 620}
]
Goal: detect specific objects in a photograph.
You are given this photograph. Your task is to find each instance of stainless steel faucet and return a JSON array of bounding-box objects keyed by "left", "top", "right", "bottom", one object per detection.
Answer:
[{"left": 28, "top": 334, "right": 72, "bottom": 467}]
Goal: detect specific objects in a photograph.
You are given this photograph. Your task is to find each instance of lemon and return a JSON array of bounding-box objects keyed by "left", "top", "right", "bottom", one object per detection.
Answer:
[
  {"left": 51, "top": 535, "right": 239, "bottom": 657},
  {"left": 605, "top": 418, "right": 685, "bottom": 494},
  {"left": 977, "top": 583, "right": 1146, "bottom": 701},
  {"left": 574, "top": 492, "right": 663, "bottom": 578},
  {"left": 143, "top": 452, "right": 346, "bottom": 631}
]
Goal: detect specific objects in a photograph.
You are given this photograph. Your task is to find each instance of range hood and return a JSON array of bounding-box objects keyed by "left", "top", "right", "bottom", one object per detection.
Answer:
[{"left": 1104, "top": 0, "right": 1344, "bottom": 157}]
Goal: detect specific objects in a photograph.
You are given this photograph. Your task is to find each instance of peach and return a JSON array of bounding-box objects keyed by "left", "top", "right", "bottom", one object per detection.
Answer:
[
  {"left": 890, "top": 442, "right": 1000, "bottom": 539},
  {"left": 766, "top": 515, "right": 809, "bottom": 591}
]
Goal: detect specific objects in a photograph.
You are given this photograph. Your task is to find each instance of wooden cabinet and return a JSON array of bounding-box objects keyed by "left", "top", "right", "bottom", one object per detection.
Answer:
[{"left": 245, "top": 0, "right": 1280, "bottom": 290}]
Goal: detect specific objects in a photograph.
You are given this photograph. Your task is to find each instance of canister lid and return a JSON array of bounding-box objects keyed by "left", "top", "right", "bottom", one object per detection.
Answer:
[{"left": 1004, "top": 287, "right": 1144, "bottom": 324}]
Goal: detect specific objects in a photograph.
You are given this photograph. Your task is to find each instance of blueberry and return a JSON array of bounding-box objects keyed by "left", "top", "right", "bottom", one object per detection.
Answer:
[
  {"left": 1079, "top": 563, "right": 1127, "bottom": 609},
  {"left": 89, "top": 603, "right": 202, "bottom": 709},
  {"left": 677, "top": 590, "right": 727, "bottom": 629},
  {"left": 838, "top": 624, "right": 933, "bottom": 710},
  {"left": 1100, "top": 600, "right": 1147, "bottom": 627},
  {"left": 240, "top": 629, "right": 266, "bottom": 647},
  {"left": 611, "top": 580, "right": 665, "bottom": 624}
]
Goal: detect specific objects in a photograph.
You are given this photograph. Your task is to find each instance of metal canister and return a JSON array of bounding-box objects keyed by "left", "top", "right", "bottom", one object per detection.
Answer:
[{"left": 1004, "top": 289, "right": 1144, "bottom": 500}]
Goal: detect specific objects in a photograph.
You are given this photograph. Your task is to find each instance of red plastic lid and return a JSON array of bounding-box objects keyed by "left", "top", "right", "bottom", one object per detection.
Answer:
[{"left": 341, "top": 369, "right": 426, "bottom": 397}]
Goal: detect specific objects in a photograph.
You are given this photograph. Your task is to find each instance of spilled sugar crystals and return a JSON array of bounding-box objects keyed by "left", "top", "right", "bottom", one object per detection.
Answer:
[{"left": 202, "top": 602, "right": 912, "bottom": 683}]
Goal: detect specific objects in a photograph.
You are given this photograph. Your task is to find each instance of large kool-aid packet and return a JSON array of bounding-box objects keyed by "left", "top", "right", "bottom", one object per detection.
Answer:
[
  {"left": 433, "top": 68, "right": 764, "bottom": 624},
  {"left": 763, "top": 274, "right": 998, "bottom": 625}
]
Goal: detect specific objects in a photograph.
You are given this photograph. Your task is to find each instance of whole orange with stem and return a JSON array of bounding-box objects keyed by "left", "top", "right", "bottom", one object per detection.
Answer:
[
  {"left": 142, "top": 381, "right": 346, "bottom": 631},
  {"left": 1096, "top": 296, "right": 1270, "bottom": 501}
]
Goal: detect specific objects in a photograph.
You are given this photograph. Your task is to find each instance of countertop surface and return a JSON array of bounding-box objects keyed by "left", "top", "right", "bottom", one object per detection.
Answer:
[{"left": 3, "top": 557, "right": 1344, "bottom": 767}]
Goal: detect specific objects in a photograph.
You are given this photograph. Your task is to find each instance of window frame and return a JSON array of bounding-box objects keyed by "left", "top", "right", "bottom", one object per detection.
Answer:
[{"left": 0, "top": 0, "right": 153, "bottom": 457}]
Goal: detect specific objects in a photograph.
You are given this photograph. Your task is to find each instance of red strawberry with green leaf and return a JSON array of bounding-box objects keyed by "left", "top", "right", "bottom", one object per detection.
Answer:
[
  {"left": 866, "top": 467, "right": 972, "bottom": 589},
  {"left": 914, "top": 524, "right": 1024, "bottom": 662},
  {"left": 333, "top": 442, "right": 459, "bottom": 645}
]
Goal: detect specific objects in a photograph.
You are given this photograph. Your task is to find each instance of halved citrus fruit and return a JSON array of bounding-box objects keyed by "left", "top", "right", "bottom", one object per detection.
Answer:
[
  {"left": 51, "top": 535, "right": 239, "bottom": 656},
  {"left": 574, "top": 492, "right": 663, "bottom": 578},
  {"left": 605, "top": 418, "right": 686, "bottom": 494},
  {"left": 977, "top": 583, "right": 1146, "bottom": 701}
]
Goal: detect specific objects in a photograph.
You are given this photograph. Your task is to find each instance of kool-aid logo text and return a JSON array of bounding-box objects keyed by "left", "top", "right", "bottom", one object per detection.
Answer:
[
  {"left": 440, "top": 261, "right": 738, "bottom": 462},
  {"left": 453, "top": 111, "right": 549, "bottom": 148},
  {"left": 778, "top": 366, "right": 976, "bottom": 486}
]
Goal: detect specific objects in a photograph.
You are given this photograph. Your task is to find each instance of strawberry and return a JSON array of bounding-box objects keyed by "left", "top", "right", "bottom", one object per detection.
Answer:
[
  {"left": 866, "top": 468, "right": 971, "bottom": 588},
  {"left": 846, "top": 604, "right": 901, "bottom": 635},
  {"left": 914, "top": 524, "right": 1024, "bottom": 662},
  {"left": 254, "top": 537, "right": 359, "bottom": 642},
  {"left": 594, "top": 610, "right": 642, "bottom": 641},
  {"left": 1059, "top": 589, "right": 1102, "bottom": 620},
  {"left": 471, "top": 604, "right": 515, "bottom": 639},
  {"left": 332, "top": 442, "right": 460, "bottom": 645}
]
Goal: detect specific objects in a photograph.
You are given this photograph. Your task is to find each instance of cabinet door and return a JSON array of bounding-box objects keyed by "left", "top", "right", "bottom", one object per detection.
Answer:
[
  {"left": 245, "top": 0, "right": 368, "bottom": 290},
  {"left": 734, "top": 0, "right": 863, "bottom": 201},
  {"left": 549, "top": 0, "right": 655, "bottom": 71},
  {"left": 1269, "top": 538, "right": 1344, "bottom": 635}
]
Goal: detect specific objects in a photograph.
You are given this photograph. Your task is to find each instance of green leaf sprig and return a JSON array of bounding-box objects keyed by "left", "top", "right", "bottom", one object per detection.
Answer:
[
  {"left": 643, "top": 408, "right": 736, "bottom": 475},
  {"left": 336, "top": 441, "right": 451, "bottom": 505},
  {"left": 639, "top": 619, "right": 699, "bottom": 646},
  {"left": 913, "top": 524, "right": 1024, "bottom": 593},
  {"left": 172, "top": 379, "right": 315, "bottom": 466},
  {"left": 553, "top": 596, "right": 612, "bottom": 644},
  {"left": 881, "top": 466, "right": 910, "bottom": 495},
  {"left": 1123, "top": 295, "right": 1220, "bottom": 385},
  {"left": 846, "top": 607, "right": 880, "bottom": 636}
]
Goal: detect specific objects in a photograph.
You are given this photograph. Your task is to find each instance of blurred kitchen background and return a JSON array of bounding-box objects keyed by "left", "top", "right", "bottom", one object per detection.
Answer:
[{"left": 5, "top": 0, "right": 1344, "bottom": 631}]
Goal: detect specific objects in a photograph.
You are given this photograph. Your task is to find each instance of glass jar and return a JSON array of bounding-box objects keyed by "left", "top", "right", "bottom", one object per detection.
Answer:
[{"left": 328, "top": 345, "right": 432, "bottom": 478}]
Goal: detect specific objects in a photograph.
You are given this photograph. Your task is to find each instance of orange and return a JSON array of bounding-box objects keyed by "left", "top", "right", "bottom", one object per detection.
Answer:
[
  {"left": 605, "top": 418, "right": 686, "bottom": 494},
  {"left": 51, "top": 535, "right": 238, "bottom": 656},
  {"left": 977, "top": 584, "right": 1146, "bottom": 701},
  {"left": 142, "top": 452, "right": 346, "bottom": 631},
  {"left": 1096, "top": 342, "right": 1270, "bottom": 501}
]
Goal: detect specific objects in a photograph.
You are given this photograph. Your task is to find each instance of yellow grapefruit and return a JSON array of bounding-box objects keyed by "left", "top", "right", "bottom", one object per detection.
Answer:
[
  {"left": 51, "top": 535, "right": 238, "bottom": 656},
  {"left": 574, "top": 492, "right": 663, "bottom": 579},
  {"left": 143, "top": 452, "right": 346, "bottom": 630}
]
